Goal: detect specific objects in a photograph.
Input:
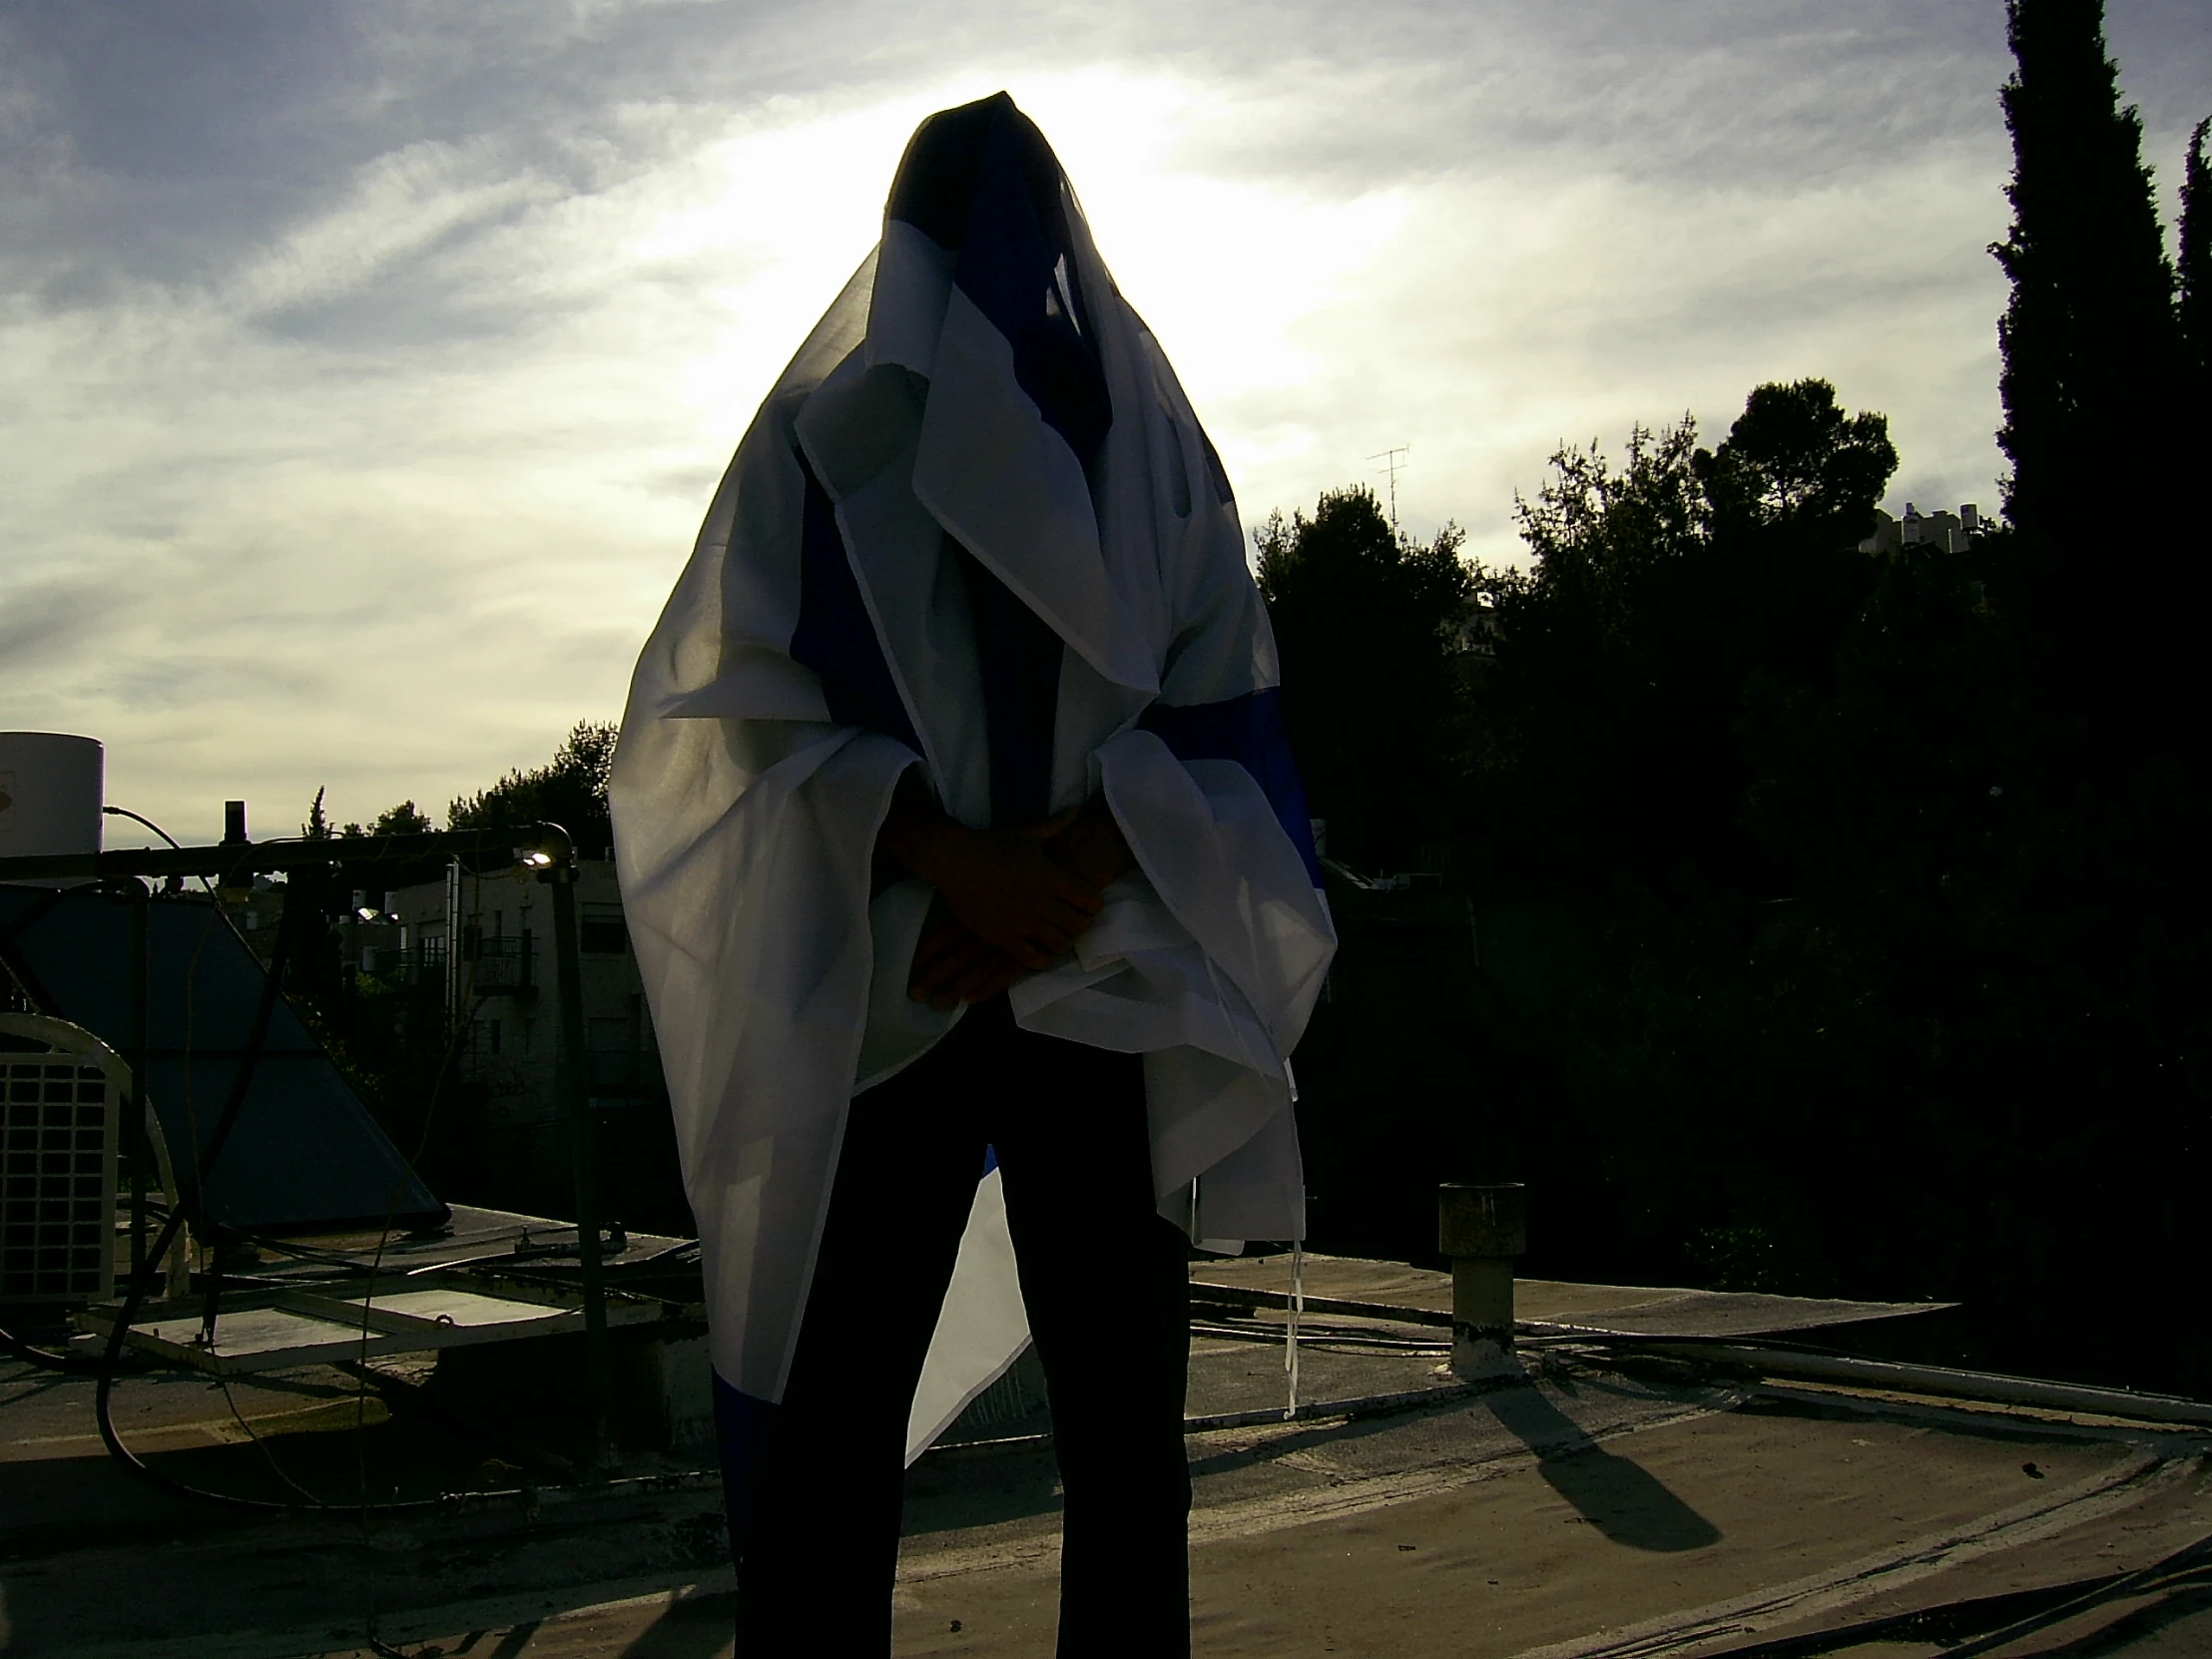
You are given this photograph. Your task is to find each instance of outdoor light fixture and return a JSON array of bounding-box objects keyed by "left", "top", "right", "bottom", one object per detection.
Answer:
[
  {"left": 516, "top": 849, "right": 554, "bottom": 868},
  {"left": 355, "top": 906, "right": 379, "bottom": 922}
]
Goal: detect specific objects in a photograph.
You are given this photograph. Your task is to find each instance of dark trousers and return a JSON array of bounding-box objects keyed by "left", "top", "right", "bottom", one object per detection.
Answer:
[{"left": 731, "top": 998, "right": 1193, "bottom": 1656}]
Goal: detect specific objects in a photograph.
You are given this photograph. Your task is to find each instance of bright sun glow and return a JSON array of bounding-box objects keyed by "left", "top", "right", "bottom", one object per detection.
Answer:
[{"left": 634, "top": 70, "right": 1411, "bottom": 481}]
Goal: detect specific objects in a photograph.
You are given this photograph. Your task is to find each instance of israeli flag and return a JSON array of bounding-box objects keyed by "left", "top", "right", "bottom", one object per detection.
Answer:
[{"left": 611, "top": 93, "right": 1336, "bottom": 1470}]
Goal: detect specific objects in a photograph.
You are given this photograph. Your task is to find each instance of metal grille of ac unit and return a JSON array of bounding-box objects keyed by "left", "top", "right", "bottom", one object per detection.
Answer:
[{"left": 0, "top": 1055, "right": 118, "bottom": 1303}]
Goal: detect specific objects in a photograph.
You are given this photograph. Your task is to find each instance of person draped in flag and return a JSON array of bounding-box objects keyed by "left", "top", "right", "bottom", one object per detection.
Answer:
[{"left": 610, "top": 92, "right": 1336, "bottom": 1655}]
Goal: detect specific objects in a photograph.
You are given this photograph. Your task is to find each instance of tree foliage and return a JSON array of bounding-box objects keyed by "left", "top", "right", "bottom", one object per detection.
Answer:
[
  {"left": 1991, "top": 0, "right": 2185, "bottom": 540},
  {"left": 447, "top": 720, "right": 619, "bottom": 855},
  {"left": 2180, "top": 119, "right": 2211, "bottom": 390},
  {"left": 1284, "top": 369, "right": 2207, "bottom": 1391},
  {"left": 1256, "top": 486, "right": 1468, "bottom": 869},
  {"left": 1989, "top": 0, "right": 2205, "bottom": 751},
  {"left": 1470, "top": 381, "right": 1897, "bottom": 890}
]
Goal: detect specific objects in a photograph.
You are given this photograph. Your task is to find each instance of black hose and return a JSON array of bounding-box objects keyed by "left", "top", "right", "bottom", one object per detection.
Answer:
[{"left": 0, "top": 1323, "right": 119, "bottom": 1376}]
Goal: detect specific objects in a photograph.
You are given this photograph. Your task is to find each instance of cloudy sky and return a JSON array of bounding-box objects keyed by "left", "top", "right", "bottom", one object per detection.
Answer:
[{"left": 4, "top": 1, "right": 2206, "bottom": 845}]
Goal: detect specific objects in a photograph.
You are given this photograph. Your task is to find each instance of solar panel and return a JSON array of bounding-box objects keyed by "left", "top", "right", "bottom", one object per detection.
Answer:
[{"left": 0, "top": 884, "right": 446, "bottom": 1236}]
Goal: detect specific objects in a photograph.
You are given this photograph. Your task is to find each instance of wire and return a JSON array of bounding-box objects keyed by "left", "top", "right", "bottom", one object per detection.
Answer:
[
  {"left": 93, "top": 913, "right": 307, "bottom": 1511},
  {"left": 87, "top": 885, "right": 440, "bottom": 1515},
  {"left": 100, "top": 806, "right": 220, "bottom": 899}
]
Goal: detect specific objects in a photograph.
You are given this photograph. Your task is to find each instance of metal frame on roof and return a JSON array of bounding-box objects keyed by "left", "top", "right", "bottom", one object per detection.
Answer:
[{"left": 0, "top": 823, "right": 617, "bottom": 1474}]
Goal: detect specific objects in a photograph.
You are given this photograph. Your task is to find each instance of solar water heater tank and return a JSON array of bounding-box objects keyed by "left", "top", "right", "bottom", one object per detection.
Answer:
[{"left": 0, "top": 733, "right": 104, "bottom": 884}]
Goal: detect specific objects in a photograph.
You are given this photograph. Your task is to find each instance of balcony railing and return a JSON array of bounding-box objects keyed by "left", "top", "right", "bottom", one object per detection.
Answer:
[
  {"left": 461, "top": 931, "right": 534, "bottom": 994},
  {"left": 356, "top": 932, "right": 533, "bottom": 996}
]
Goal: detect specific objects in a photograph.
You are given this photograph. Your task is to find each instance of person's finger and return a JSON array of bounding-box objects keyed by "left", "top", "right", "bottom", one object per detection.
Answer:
[
  {"left": 1027, "top": 912, "right": 1080, "bottom": 951},
  {"left": 947, "top": 950, "right": 1015, "bottom": 1004},
  {"left": 1010, "top": 810, "right": 1080, "bottom": 841},
  {"left": 911, "top": 926, "right": 989, "bottom": 998},
  {"left": 1024, "top": 932, "right": 1073, "bottom": 965},
  {"left": 922, "top": 949, "right": 993, "bottom": 1006},
  {"left": 1043, "top": 866, "right": 1105, "bottom": 912},
  {"left": 965, "top": 961, "right": 1026, "bottom": 1003},
  {"left": 1040, "top": 897, "right": 1096, "bottom": 939},
  {"left": 908, "top": 927, "right": 970, "bottom": 994},
  {"left": 931, "top": 939, "right": 1009, "bottom": 1007},
  {"left": 912, "top": 923, "right": 967, "bottom": 974}
]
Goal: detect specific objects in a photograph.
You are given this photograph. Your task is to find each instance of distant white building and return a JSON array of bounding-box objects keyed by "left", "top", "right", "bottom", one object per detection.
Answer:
[
  {"left": 355, "top": 856, "right": 664, "bottom": 1217},
  {"left": 1452, "top": 591, "right": 1500, "bottom": 666},
  {"left": 1861, "top": 502, "right": 1982, "bottom": 556}
]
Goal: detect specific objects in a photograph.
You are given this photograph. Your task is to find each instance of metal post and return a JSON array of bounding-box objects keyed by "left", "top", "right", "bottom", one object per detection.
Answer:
[
  {"left": 548, "top": 855, "right": 610, "bottom": 1475},
  {"left": 1439, "top": 1183, "right": 1526, "bottom": 1381},
  {"left": 443, "top": 858, "right": 460, "bottom": 1027},
  {"left": 127, "top": 885, "right": 150, "bottom": 1283}
]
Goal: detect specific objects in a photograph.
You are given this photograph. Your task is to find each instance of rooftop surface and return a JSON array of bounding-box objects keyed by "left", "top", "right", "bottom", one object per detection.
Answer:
[{"left": 3, "top": 1253, "right": 2207, "bottom": 1657}]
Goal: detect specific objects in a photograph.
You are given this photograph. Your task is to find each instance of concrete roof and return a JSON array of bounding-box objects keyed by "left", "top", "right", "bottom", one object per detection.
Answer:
[{"left": 3, "top": 1253, "right": 2206, "bottom": 1658}]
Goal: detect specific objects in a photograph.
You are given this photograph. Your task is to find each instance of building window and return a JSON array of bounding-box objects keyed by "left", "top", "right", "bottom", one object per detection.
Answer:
[{"left": 580, "top": 903, "right": 629, "bottom": 954}]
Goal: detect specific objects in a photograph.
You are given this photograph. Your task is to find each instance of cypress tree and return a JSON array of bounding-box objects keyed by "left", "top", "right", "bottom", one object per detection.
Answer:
[
  {"left": 1989, "top": 0, "right": 2192, "bottom": 745},
  {"left": 2181, "top": 119, "right": 2210, "bottom": 394}
]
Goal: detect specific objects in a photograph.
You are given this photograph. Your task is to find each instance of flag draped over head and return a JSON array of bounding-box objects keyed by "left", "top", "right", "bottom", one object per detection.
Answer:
[{"left": 609, "top": 92, "right": 1337, "bottom": 1464}]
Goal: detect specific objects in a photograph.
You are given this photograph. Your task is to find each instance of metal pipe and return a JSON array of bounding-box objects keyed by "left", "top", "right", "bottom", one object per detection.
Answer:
[
  {"left": 1439, "top": 1183, "right": 1526, "bottom": 1381},
  {"left": 1635, "top": 1343, "right": 2212, "bottom": 1427},
  {"left": 0, "top": 826, "right": 567, "bottom": 884}
]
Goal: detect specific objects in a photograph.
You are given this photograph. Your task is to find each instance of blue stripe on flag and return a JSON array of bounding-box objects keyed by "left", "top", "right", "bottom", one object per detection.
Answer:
[
  {"left": 790, "top": 450, "right": 923, "bottom": 754},
  {"left": 1140, "top": 688, "right": 1325, "bottom": 885},
  {"left": 957, "top": 546, "right": 1061, "bottom": 827},
  {"left": 884, "top": 93, "right": 1111, "bottom": 470}
]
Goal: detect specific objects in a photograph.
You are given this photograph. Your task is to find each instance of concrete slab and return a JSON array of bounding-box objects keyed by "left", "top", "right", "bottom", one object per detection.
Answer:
[{"left": 1192, "top": 1253, "right": 1954, "bottom": 1340}]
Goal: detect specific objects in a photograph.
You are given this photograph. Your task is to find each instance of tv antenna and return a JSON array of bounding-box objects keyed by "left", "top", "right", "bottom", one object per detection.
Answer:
[{"left": 1369, "top": 445, "right": 1409, "bottom": 529}]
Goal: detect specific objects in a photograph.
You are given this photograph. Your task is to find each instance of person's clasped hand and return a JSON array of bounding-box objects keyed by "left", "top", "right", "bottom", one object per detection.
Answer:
[{"left": 878, "top": 777, "right": 1133, "bottom": 1007}]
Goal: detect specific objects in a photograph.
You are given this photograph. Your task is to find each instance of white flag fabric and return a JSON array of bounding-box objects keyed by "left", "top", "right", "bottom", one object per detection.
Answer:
[
  {"left": 609, "top": 93, "right": 1337, "bottom": 1456},
  {"left": 904, "top": 1159, "right": 1027, "bottom": 1462}
]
